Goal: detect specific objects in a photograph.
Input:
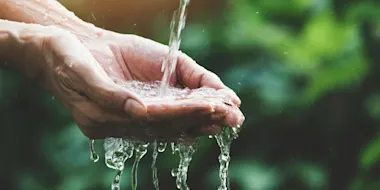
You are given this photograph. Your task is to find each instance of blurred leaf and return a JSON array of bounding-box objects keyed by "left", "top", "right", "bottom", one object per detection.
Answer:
[
  {"left": 366, "top": 94, "right": 380, "bottom": 120},
  {"left": 293, "top": 162, "right": 327, "bottom": 190},
  {"left": 360, "top": 135, "right": 380, "bottom": 170},
  {"left": 302, "top": 50, "right": 367, "bottom": 102}
]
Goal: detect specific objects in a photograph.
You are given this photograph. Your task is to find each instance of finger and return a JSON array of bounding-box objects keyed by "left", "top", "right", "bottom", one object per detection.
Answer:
[
  {"left": 189, "top": 124, "right": 222, "bottom": 137},
  {"left": 144, "top": 98, "right": 221, "bottom": 121},
  {"left": 223, "top": 106, "right": 245, "bottom": 127},
  {"left": 217, "top": 89, "right": 242, "bottom": 107},
  {"left": 71, "top": 60, "right": 147, "bottom": 118},
  {"left": 80, "top": 124, "right": 148, "bottom": 140},
  {"left": 176, "top": 52, "right": 241, "bottom": 106},
  {"left": 176, "top": 52, "right": 226, "bottom": 89},
  {"left": 49, "top": 31, "right": 148, "bottom": 118},
  {"left": 85, "top": 79, "right": 147, "bottom": 119}
]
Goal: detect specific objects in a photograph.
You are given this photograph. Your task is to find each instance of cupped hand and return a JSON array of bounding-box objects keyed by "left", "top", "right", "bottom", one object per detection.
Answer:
[{"left": 35, "top": 26, "right": 244, "bottom": 141}]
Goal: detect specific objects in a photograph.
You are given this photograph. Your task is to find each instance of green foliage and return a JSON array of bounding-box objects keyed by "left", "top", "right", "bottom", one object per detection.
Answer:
[{"left": 2, "top": 0, "right": 380, "bottom": 189}]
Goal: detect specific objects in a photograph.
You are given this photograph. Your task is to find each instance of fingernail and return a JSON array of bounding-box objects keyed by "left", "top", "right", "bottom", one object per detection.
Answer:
[{"left": 125, "top": 99, "right": 147, "bottom": 118}]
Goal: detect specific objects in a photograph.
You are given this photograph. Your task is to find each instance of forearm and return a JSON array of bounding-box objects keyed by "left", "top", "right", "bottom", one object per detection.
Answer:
[{"left": 0, "top": 0, "right": 101, "bottom": 39}]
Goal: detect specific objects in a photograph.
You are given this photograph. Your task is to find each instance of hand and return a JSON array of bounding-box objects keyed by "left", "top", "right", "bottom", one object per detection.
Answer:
[{"left": 25, "top": 25, "right": 244, "bottom": 141}]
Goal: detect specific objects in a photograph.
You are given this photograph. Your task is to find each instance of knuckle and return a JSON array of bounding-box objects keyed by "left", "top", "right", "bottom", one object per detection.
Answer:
[{"left": 54, "top": 66, "right": 74, "bottom": 88}]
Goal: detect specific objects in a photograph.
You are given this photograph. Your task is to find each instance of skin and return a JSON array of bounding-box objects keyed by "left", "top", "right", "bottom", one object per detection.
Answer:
[{"left": 0, "top": 0, "right": 244, "bottom": 141}]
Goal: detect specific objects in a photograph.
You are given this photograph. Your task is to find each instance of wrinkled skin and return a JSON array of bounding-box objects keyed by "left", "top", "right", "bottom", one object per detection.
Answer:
[{"left": 30, "top": 26, "right": 244, "bottom": 141}]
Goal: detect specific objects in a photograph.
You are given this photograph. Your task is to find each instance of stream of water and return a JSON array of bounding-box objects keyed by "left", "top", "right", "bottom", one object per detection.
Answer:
[
  {"left": 215, "top": 127, "right": 240, "bottom": 190},
  {"left": 88, "top": 0, "right": 242, "bottom": 189},
  {"left": 160, "top": 0, "right": 190, "bottom": 96},
  {"left": 131, "top": 142, "right": 149, "bottom": 190},
  {"left": 151, "top": 141, "right": 160, "bottom": 190}
]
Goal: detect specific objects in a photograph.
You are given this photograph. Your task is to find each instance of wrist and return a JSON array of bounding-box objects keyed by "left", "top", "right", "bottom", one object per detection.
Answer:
[
  {"left": 0, "top": 20, "right": 48, "bottom": 79},
  {"left": 1, "top": 0, "right": 105, "bottom": 42}
]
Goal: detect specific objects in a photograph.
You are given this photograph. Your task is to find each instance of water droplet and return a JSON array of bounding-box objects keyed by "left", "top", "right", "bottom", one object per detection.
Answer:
[
  {"left": 43, "top": 13, "right": 49, "bottom": 21},
  {"left": 60, "top": 16, "right": 68, "bottom": 22},
  {"left": 134, "top": 23, "right": 136, "bottom": 26},
  {"left": 171, "top": 168, "right": 179, "bottom": 177},
  {"left": 111, "top": 170, "right": 122, "bottom": 190},
  {"left": 208, "top": 135, "right": 213, "bottom": 139},
  {"left": 51, "top": 96, "right": 55, "bottom": 100},
  {"left": 158, "top": 142, "right": 167, "bottom": 153},
  {"left": 91, "top": 12, "right": 96, "bottom": 21},
  {"left": 284, "top": 52, "right": 288, "bottom": 55},
  {"left": 89, "top": 139, "right": 99, "bottom": 163},
  {"left": 256, "top": 11, "right": 259, "bottom": 14}
]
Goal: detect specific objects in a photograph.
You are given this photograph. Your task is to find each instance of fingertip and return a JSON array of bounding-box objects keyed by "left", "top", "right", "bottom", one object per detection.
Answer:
[
  {"left": 217, "top": 88, "right": 241, "bottom": 106},
  {"left": 125, "top": 98, "right": 148, "bottom": 119}
]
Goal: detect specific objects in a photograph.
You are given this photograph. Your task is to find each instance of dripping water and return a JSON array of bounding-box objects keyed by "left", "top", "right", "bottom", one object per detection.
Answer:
[
  {"left": 215, "top": 127, "right": 240, "bottom": 190},
  {"left": 89, "top": 139, "right": 99, "bottom": 163},
  {"left": 158, "top": 141, "right": 168, "bottom": 153},
  {"left": 171, "top": 138, "right": 200, "bottom": 190},
  {"left": 131, "top": 142, "right": 149, "bottom": 190},
  {"left": 152, "top": 141, "right": 160, "bottom": 190},
  {"left": 104, "top": 138, "right": 135, "bottom": 190},
  {"left": 111, "top": 170, "right": 122, "bottom": 190}
]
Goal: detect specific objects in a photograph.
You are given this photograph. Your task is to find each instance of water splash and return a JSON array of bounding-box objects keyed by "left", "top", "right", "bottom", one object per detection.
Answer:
[
  {"left": 158, "top": 141, "right": 168, "bottom": 153},
  {"left": 131, "top": 142, "right": 149, "bottom": 190},
  {"left": 171, "top": 139, "right": 200, "bottom": 190},
  {"left": 215, "top": 127, "right": 240, "bottom": 190},
  {"left": 89, "top": 139, "right": 99, "bottom": 163},
  {"left": 160, "top": 0, "right": 191, "bottom": 96},
  {"left": 152, "top": 141, "right": 160, "bottom": 190},
  {"left": 104, "top": 138, "right": 135, "bottom": 190}
]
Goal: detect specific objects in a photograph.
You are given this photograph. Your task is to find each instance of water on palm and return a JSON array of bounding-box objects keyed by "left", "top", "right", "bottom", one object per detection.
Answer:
[{"left": 88, "top": 0, "right": 241, "bottom": 189}]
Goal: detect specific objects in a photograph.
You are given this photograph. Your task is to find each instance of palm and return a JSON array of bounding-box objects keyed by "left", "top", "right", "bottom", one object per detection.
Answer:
[
  {"left": 78, "top": 33, "right": 243, "bottom": 140},
  {"left": 88, "top": 35, "right": 178, "bottom": 86}
]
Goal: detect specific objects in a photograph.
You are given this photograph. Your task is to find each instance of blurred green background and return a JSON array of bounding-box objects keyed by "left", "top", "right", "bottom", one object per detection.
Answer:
[{"left": 1, "top": 0, "right": 380, "bottom": 189}]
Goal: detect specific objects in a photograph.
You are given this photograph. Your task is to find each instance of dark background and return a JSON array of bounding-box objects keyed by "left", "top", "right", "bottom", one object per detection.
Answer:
[{"left": 1, "top": 0, "right": 380, "bottom": 189}]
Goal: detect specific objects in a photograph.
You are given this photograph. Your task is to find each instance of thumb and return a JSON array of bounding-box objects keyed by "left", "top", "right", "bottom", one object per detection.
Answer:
[
  {"left": 46, "top": 29, "right": 148, "bottom": 118},
  {"left": 84, "top": 76, "right": 147, "bottom": 118},
  {"left": 72, "top": 58, "right": 147, "bottom": 118}
]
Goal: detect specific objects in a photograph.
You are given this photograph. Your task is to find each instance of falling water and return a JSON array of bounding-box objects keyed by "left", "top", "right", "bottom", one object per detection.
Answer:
[
  {"left": 160, "top": 0, "right": 190, "bottom": 95},
  {"left": 91, "top": 81, "right": 241, "bottom": 190},
  {"left": 171, "top": 138, "right": 200, "bottom": 190},
  {"left": 131, "top": 142, "right": 149, "bottom": 190},
  {"left": 89, "top": 139, "right": 99, "bottom": 163},
  {"left": 151, "top": 141, "right": 160, "bottom": 190},
  {"left": 215, "top": 127, "right": 240, "bottom": 190},
  {"left": 88, "top": 0, "right": 243, "bottom": 189},
  {"left": 112, "top": 170, "right": 123, "bottom": 190},
  {"left": 104, "top": 138, "right": 136, "bottom": 190}
]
